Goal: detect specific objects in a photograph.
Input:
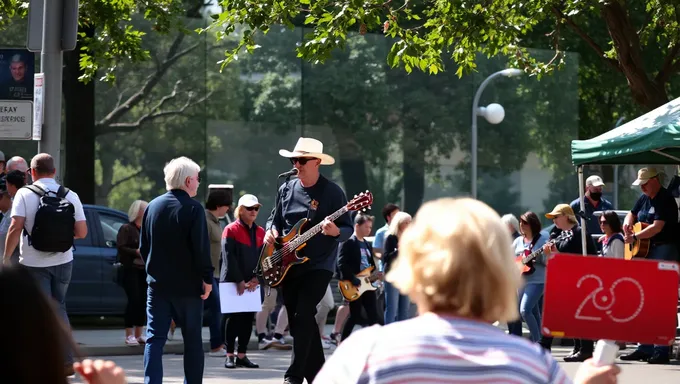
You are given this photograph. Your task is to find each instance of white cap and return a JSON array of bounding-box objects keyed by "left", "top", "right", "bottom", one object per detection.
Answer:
[
  {"left": 237, "top": 194, "right": 261, "bottom": 208},
  {"left": 586, "top": 175, "right": 605, "bottom": 187},
  {"left": 0, "top": 150, "right": 5, "bottom": 162}
]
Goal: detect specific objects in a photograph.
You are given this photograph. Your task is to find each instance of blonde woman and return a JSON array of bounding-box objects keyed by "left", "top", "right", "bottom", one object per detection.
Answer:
[
  {"left": 116, "top": 200, "right": 148, "bottom": 345},
  {"left": 382, "top": 211, "right": 412, "bottom": 324},
  {"left": 314, "top": 198, "right": 621, "bottom": 384}
]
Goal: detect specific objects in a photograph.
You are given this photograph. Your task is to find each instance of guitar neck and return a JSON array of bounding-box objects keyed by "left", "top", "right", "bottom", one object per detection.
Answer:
[{"left": 289, "top": 206, "right": 349, "bottom": 249}]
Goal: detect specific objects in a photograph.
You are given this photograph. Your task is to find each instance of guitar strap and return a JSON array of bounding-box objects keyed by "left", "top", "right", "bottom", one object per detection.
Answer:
[{"left": 527, "top": 233, "right": 541, "bottom": 263}]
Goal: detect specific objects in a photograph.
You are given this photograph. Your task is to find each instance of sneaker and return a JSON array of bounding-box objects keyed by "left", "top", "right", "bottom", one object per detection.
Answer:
[
  {"left": 321, "top": 339, "right": 332, "bottom": 349},
  {"left": 259, "top": 337, "right": 275, "bottom": 350},
  {"left": 125, "top": 335, "right": 139, "bottom": 345},
  {"left": 271, "top": 336, "right": 293, "bottom": 350},
  {"left": 209, "top": 348, "right": 227, "bottom": 357}
]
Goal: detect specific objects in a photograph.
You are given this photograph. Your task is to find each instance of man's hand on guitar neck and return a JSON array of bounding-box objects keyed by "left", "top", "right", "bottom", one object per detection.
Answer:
[
  {"left": 264, "top": 228, "right": 279, "bottom": 245},
  {"left": 321, "top": 218, "right": 340, "bottom": 237}
]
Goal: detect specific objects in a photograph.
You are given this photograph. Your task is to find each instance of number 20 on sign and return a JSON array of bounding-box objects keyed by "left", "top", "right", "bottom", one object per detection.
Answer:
[{"left": 541, "top": 254, "right": 679, "bottom": 346}]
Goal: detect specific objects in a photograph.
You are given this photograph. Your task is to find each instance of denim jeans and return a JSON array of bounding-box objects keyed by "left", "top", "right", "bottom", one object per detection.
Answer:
[
  {"left": 203, "top": 278, "right": 224, "bottom": 350},
  {"left": 26, "top": 261, "right": 74, "bottom": 364},
  {"left": 384, "top": 280, "right": 410, "bottom": 324},
  {"left": 144, "top": 286, "right": 205, "bottom": 384},
  {"left": 634, "top": 243, "right": 678, "bottom": 357},
  {"left": 519, "top": 283, "right": 544, "bottom": 342}
]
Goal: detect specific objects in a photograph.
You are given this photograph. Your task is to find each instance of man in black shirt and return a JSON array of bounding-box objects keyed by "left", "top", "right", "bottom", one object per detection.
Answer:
[
  {"left": 620, "top": 167, "right": 678, "bottom": 364},
  {"left": 265, "top": 137, "right": 353, "bottom": 384}
]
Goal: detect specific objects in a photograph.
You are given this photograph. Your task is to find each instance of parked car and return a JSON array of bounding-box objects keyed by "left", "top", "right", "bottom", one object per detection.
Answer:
[{"left": 66, "top": 204, "right": 129, "bottom": 315}]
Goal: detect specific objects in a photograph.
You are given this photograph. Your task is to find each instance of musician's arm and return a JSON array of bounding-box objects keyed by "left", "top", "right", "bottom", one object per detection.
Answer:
[
  {"left": 534, "top": 236, "right": 548, "bottom": 265},
  {"left": 332, "top": 187, "right": 353, "bottom": 242},
  {"left": 266, "top": 183, "right": 285, "bottom": 233},
  {"left": 338, "top": 240, "right": 360, "bottom": 285}
]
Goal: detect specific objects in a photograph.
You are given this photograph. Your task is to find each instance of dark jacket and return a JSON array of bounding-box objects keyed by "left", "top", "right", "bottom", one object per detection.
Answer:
[
  {"left": 139, "top": 190, "right": 213, "bottom": 297},
  {"left": 337, "top": 234, "right": 376, "bottom": 285},
  {"left": 221, "top": 219, "right": 264, "bottom": 283},
  {"left": 383, "top": 234, "right": 399, "bottom": 273},
  {"left": 551, "top": 225, "right": 598, "bottom": 256},
  {"left": 116, "top": 222, "right": 144, "bottom": 270}
]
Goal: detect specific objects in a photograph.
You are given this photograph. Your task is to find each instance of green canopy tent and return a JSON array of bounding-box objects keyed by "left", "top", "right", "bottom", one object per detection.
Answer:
[{"left": 570, "top": 96, "right": 680, "bottom": 255}]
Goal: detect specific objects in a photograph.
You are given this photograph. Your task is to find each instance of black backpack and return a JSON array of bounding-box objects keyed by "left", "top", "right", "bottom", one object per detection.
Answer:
[{"left": 23, "top": 184, "right": 76, "bottom": 253}]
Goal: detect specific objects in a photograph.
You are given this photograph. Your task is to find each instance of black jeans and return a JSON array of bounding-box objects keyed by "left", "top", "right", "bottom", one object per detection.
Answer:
[
  {"left": 122, "top": 267, "right": 147, "bottom": 328},
  {"left": 341, "top": 290, "right": 381, "bottom": 341},
  {"left": 225, "top": 312, "right": 255, "bottom": 354},
  {"left": 539, "top": 336, "right": 593, "bottom": 354},
  {"left": 281, "top": 269, "right": 333, "bottom": 383}
]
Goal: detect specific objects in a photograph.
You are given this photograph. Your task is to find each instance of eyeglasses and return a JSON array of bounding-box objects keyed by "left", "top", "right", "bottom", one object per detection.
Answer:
[
  {"left": 599, "top": 220, "right": 608, "bottom": 225},
  {"left": 290, "top": 157, "right": 312, "bottom": 165},
  {"left": 245, "top": 206, "right": 260, "bottom": 212}
]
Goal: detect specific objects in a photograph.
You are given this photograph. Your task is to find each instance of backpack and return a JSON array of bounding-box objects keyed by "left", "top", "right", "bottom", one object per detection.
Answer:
[{"left": 23, "top": 184, "right": 76, "bottom": 253}]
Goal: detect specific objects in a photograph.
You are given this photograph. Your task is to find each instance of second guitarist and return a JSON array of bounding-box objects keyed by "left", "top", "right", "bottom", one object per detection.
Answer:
[
  {"left": 264, "top": 137, "right": 353, "bottom": 384},
  {"left": 337, "top": 213, "right": 384, "bottom": 342}
]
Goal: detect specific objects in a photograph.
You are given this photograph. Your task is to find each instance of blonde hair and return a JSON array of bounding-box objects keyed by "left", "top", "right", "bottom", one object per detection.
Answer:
[
  {"left": 127, "top": 200, "right": 148, "bottom": 222},
  {"left": 387, "top": 211, "right": 411, "bottom": 237},
  {"left": 163, "top": 156, "right": 200, "bottom": 191},
  {"left": 234, "top": 205, "right": 245, "bottom": 221},
  {"left": 387, "top": 197, "right": 521, "bottom": 323}
]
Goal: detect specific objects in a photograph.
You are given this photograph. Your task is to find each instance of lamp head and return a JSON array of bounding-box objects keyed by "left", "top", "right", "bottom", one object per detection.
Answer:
[
  {"left": 479, "top": 103, "right": 505, "bottom": 124},
  {"left": 500, "top": 68, "right": 523, "bottom": 77}
]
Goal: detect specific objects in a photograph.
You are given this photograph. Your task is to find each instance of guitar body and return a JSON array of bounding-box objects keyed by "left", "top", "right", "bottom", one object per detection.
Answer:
[
  {"left": 515, "top": 248, "right": 536, "bottom": 275},
  {"left": 259, "top": 218, "right": 310, "bottom": 287},
  {"left": 624, "top": 222, "right": 651, "bottom": 260},
  {"left": 338, "top": 266, "right": 377, "bottom": 302}
]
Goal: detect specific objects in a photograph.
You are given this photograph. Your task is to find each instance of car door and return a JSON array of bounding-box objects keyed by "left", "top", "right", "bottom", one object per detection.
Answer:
[
  {"left": 66, "top": 209, "right": 103, "bottom": 314},
  {"left": 92, "top": 209, "right": 130, "bottom": 315}
]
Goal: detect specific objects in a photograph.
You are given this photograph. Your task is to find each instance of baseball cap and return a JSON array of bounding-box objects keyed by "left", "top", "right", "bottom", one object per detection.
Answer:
[
  {"left": 632, "top": 167, "right": 658, "bottom": 186},
  {"left": 237, "top": 194, "right": 261, "bottom": 208},
  {"left": 586, "top": 175, "right": 605, "bottom": 187},
  {"left": 545, "top": 204, "right": 575, "bottom": 219}
]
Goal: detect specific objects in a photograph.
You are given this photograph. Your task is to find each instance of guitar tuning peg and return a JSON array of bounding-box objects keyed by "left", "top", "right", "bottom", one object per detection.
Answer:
[
  {"left": 354, "top": 194, "right": 357, "bottom": 198},
  {"left": 365, "top": 190, "right": 369, "bottom": 193}
]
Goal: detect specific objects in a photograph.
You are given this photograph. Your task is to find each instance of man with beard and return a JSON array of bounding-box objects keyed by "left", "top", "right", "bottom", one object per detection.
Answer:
[{"left": 570, "top": 175, "right": 613, "bottom": 238}]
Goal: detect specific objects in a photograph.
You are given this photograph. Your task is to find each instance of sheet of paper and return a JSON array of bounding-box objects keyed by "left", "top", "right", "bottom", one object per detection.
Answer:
[{"left": 219, "top": 282, "right": 262, "bottom": 314}]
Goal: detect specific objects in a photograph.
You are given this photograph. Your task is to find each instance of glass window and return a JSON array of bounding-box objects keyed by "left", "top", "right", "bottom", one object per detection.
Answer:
[{"left": 99, "top": 212, "right": 128, "bottom": 246}]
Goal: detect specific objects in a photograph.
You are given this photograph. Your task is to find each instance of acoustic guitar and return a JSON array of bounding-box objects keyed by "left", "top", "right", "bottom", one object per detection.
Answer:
[
  {"left": 624, "top": 222, "right": 651, "bottom": 260},
  {"left": 259, "top": 191, "right": 373, "bottom": 287},
  {"left": 515, "top": 230, "right": 573, "bottom": 274},
  {"left": 338, "top": 266, "right": 383, "bottom": 302}
]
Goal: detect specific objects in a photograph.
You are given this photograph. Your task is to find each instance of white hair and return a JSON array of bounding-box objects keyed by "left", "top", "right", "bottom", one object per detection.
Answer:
[
  {"left": 6, "top": 156, "right": 28, "bottom": 172},
  {"left": 388, "top": 211, "right": 412, "bottom": 237},
  {"left": 501, "top": 214, "right": 520, "bottom": 234},
  {"left": 163, "top": 156, "right": 200, "bottom": 191},
  {"left": 127, "top": 200, "right": 148, "bottom": 222}
]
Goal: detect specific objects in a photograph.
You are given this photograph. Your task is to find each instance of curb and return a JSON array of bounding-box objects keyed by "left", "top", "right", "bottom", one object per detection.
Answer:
[{"left": 79, "top": 339, "right": 261, "bottom": 357}]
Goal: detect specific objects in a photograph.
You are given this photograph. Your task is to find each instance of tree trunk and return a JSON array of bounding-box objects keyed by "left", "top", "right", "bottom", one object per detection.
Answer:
[
  {"left": 63, "top": 26, "right": 96, "bottom": 204},
  {"left": 401, "top": 129, "right": 425, "bottom": 214},
  {"left": 601, "top": 2, "right": 669, "bottom": 110},
  {"left": 334, "top": 132, "right": 370, "bottom": 199}
]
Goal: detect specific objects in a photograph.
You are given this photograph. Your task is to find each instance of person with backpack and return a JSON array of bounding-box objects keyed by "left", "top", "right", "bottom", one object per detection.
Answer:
[{"left": 2, "top": 153, "right": 87, "bottom": 375}]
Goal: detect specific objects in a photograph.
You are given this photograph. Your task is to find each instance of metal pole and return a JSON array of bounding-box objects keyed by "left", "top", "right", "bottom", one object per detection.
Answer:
[
  {"left": 471, "top": 71, "right": 504, "bottom": 199},
  {"left": 38, "top": 0, "right": 64, "bottom": 181},
  {"left": 578, "top": 165, "right": 587, "bottom": 255},
  {"left": 612, "top": 116, "right": 625, "bottom": 209}
]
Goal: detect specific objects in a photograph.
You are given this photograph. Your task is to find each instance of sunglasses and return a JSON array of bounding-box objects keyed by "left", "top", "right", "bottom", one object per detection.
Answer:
[
  {"left": 599, "top": 220, "right": 608, "bottom": 225},
  {"left": 245, "top": 206, "right": 260, "bottom": 212},
  {"left": 290, "top": 157, "right": 314, "bottom": 165}
]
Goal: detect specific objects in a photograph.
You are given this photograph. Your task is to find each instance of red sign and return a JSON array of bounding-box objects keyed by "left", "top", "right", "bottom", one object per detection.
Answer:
[{"left": 541, "top": 253, "right": 679, "bottom": 345}]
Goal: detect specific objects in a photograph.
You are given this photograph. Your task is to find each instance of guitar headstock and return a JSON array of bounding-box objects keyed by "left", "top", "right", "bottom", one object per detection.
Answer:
[
  {"left": 346, "top": 190, "right": 373, "bottom": 212},
  {"left": 555, "top": 230, "right": 574, "bottom": 242}
]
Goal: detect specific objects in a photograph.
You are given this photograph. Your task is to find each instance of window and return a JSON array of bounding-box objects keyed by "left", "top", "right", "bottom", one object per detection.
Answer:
[{"left": 99, "top": 212, "right": 128, "bottom": 246}]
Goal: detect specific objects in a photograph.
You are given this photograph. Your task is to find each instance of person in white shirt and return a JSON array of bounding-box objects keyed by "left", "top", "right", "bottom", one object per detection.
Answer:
[{"left": 2, "top": 153, "right": 87, "bottom": 370}]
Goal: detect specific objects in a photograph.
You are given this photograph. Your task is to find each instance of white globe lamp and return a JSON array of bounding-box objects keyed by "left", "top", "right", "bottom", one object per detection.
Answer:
[{"left": 479, "top": 103, "right": 506, "bottom": 124}]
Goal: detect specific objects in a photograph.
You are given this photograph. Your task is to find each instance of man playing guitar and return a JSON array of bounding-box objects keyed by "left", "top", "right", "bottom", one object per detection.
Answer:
[
  {"left": 264, "top": 137, "right": 353, "bottom": 384},
  {"left": 619, "top": 167, "right": 678, "bottom": 364},
  {"left": 337, "top": 213, "right": 383, "bottom": 341}
]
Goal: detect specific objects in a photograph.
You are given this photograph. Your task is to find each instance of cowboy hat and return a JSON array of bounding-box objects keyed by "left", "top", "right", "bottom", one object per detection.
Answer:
[{"left": 279, "top": 137, "right": 335, "bottom": 165}]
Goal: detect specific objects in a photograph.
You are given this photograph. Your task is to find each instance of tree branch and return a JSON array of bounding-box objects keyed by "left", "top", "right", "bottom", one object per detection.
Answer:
[
  {"left": 551, "top": 6, "right": 622, "bottom": 72},
  {"left": 655, "top": 44, "right": 680, "bottom": 84},
  {"left": 97, "top": 81, "right": 212, "bottom": 135},
  {"left": 96, "top": 32, "right": 200, "bottom": 131},
  {"left": 110, "top": 170, "right": 144, "bottom": 190}
]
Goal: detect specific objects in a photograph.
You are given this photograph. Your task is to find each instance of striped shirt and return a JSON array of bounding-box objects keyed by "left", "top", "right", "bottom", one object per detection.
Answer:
[{"left": 314, "top": 313, "right": 571, "bottom": 384}]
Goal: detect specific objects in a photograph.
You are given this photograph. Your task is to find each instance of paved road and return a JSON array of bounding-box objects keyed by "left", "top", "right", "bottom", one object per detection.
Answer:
[{"left": 69, "top": 347, "right": 680, "bottom": 384}]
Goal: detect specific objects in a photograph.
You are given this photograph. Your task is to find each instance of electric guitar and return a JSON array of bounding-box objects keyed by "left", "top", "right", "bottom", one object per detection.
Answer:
[
  {"left": 338, "top": 266, "right": 383, "bottom": 302},
  {"left": 515, "top": 230, "right": 573, "bottom": 274},
  {"left": 624, "top": 222, "right": 651, "bottom": 260},
  {"left": 259, "top": 191, "right": 373, "bottom": 287}
]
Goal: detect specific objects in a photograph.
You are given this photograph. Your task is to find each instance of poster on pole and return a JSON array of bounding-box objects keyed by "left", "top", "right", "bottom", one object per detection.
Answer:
[
  {"left": 33, "top": 73, "right": 43, "bottom": 140},
  {"left": 0, "top": 48, "right": 35, "bottom": 100}
]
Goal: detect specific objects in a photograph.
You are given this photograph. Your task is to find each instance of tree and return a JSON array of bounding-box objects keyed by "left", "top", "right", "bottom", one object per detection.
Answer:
[{"left": 207, "top": 0, "right": 680, "bottom": 111}]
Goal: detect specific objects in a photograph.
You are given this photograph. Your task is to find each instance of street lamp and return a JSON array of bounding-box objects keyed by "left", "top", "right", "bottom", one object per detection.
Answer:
[{"left": 471, "top": 68, "right": 523, "bottom": 199}]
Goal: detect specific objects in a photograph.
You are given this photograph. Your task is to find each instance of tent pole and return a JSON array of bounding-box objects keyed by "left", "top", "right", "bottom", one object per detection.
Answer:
[{"left": 578, "top": 166, "right": 587, "bottom": 256}]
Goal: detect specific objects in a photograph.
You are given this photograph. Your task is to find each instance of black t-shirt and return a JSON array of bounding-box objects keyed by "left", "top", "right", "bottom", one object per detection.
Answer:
[
  {"left": 631, "top": 187, "right": 678, "bottom": 244},
  {"left": 551, "top": 225, "right": 598, "bottom": 256}
]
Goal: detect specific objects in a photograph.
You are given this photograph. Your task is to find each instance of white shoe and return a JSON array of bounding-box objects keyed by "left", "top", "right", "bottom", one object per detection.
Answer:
[
  {"left": 259, "top": 338, "right": 275, "bottom": 350},
  {"left": 208, "top": 348, "right": 227, "bottom": 357},
  {"left": 125, "top": 335, "right": 139, "bottom": 345},
  {"left": 271, "top": 336, "right": 292, "bottom": 350},
  {"left": 321, "top": 339, "right": 332, "bottom": 349}
]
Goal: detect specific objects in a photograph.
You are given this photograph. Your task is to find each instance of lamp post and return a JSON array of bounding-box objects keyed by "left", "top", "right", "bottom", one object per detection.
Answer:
[{"left": 471, "top": 68, "right": 523, "bottom": 199}]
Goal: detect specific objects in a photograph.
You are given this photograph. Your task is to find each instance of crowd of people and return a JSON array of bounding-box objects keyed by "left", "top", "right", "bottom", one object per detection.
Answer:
[{"left": 8, "top": 142, "right": 678, "bottom": 383}]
